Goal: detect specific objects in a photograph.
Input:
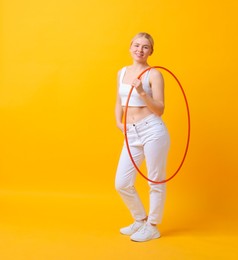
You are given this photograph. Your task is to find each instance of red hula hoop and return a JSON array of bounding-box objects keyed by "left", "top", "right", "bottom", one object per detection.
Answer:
[{"left": 123, "top": 66, "right": 191, "bottom": 184}]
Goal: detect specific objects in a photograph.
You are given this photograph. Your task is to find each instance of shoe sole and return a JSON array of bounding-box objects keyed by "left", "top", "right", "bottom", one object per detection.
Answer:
[
  {"left": 130, "top": 233, "right": 161, "bottom": 242},
  {"left": 120, "top": 229, "right": 140, "bottom": 236}
]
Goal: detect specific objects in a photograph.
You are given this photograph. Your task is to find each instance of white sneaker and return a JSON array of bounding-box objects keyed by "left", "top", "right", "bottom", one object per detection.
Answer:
[
  {"left": 130, "top": 222, "right": 160, "bottom": 242},
  {"left": 120, "top": 221, "right": 145, "bottom": 236}
]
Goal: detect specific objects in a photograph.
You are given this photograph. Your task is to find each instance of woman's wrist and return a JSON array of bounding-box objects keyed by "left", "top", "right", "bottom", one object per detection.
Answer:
[
  {"left": 139, "top": 91, "right": 147, "bottom": 97},
  {"left": 116, "top": 121, "right": 123, "bottom": 128}
]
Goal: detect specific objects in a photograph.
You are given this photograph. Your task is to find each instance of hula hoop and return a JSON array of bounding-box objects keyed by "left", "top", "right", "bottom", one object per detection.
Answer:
[{"left": 123, "top": 66, "right": 190, "bottom": 184}]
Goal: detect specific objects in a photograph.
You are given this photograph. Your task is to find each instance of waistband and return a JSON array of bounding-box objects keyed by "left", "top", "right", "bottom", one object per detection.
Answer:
[{"left": 127, "top": 114, "right": 162, "bottom": 127}]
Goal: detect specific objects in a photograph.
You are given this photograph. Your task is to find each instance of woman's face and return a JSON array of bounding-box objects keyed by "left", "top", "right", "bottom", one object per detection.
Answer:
[{"left": 130, "top": 37, "right": 153, "bottom": 62}]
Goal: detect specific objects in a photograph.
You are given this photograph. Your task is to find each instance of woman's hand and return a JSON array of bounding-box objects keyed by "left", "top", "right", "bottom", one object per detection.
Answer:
[
  {"left": 132, "top": 79, "right": 145, "bottom": 95},
  {"left": 117, "top": 122, "right": 125, "bottom": 133}
]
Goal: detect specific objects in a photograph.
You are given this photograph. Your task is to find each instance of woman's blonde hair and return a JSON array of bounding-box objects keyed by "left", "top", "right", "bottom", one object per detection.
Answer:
[{"left": 131, "top": 32, "right": 154, "bottom": 54}]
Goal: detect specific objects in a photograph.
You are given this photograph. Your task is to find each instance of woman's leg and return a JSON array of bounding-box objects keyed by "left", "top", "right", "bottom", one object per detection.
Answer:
[
  {"left": 144, "top": 134, "right": 170, "bottom": 224},
  {"left": 115, "top": 143, "right": 147, "bottom": 221}
]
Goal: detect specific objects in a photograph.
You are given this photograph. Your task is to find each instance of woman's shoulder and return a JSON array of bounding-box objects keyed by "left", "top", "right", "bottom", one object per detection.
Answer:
[
  {"left": 149, "top": 68, "right": 164, "bottom": 86},
  {"left": 149, "top": 67, "right": 163, "bottom": 78},
  {"left": 117, "top": 66, "right": 127, "bottom": 77},
  {"left": 118, "top": 66, "right": 128, "bottom": 72}
]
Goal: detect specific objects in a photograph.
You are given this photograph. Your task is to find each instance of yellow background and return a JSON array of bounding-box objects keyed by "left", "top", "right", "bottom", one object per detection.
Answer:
[{"left": 1, "top": 0, "right": 238, "bottom": 259}]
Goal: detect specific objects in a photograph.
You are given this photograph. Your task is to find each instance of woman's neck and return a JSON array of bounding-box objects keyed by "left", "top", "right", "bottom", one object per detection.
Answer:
[{"left": 130, "top": 62, "right": 150, "bottom": 71}]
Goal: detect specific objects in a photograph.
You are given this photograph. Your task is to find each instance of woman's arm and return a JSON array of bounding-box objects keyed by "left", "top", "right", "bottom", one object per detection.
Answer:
[
  {"left": 132, "top": 69, "right": 165, "bottom": 116},
  {"left": 115, "top": 70, "right": 124, "bottom": 132}
]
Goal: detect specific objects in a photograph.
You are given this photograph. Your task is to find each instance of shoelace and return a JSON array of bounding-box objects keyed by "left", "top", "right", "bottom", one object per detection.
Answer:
[
  {"left": 131, "top": 221, "right": 143, "bottom": 230},
  {"left": 137, "top": 223, "right": 147, "bottom": 234}
]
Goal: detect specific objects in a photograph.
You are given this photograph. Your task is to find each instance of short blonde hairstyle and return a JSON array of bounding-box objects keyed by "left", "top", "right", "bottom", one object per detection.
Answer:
[{"left": 130, "top": 32, "right": 154, "bottom": 54}]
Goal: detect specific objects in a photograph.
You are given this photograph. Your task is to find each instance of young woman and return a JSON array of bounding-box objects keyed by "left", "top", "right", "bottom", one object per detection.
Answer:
[{"left": 115, "top": 32, "right": 170, "bottom": 242}]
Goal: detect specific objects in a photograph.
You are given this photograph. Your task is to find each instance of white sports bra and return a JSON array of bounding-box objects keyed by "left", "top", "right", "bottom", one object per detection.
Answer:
[{"left": 119, "top": 67, "right": 152, "bottom": 107}]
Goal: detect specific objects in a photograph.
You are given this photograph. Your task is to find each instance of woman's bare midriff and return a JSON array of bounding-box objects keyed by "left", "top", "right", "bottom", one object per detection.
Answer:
[{"left": 122, "top": 106, "right": 153, "bottom": 124}]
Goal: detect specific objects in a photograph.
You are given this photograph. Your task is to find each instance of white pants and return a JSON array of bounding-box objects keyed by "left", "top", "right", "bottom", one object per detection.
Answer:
[{"left": 115, "top": 114, "right": 170, "bottom": 224}]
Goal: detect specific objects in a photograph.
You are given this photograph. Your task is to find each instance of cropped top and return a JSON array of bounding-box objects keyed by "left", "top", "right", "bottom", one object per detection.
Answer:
[{"left": 119, "top": 67, "right": 152, "bottom": 107}]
